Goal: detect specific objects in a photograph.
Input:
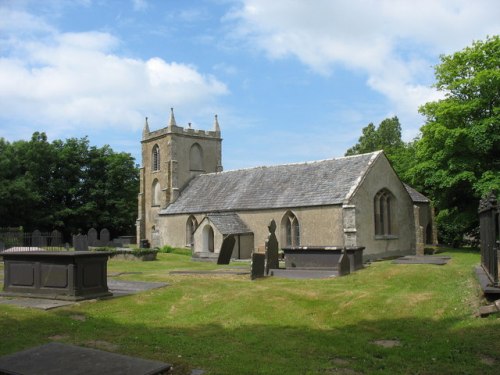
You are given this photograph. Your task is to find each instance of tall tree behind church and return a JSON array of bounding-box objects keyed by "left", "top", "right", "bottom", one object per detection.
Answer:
[
  {"left": 345, "top": 116, "right": 415, "bottom": 181},
  {"left": 410, "top": 35, "right": 499, "bottom": 246}
]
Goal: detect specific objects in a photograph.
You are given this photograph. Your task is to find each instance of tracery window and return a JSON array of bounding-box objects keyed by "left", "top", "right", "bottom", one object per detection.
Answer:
[
  {"left": 374, "top": 189, "right": 396, "bottom": 236},
  {"left": 282, "top": 211, "right": 300, "bottom": 247}
]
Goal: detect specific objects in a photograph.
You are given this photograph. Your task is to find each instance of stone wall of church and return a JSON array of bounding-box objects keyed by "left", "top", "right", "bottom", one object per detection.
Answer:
[
  {"left": 158, "top": 205, "right": 344, "bottom": 254},
  {"left": 348, "top": 154, "right": 416, "bottom": 260}
]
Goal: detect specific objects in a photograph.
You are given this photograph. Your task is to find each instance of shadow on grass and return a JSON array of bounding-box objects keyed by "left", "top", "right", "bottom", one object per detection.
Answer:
[{"left": 0, "top": 308, "right": 499, "bottom": 375}]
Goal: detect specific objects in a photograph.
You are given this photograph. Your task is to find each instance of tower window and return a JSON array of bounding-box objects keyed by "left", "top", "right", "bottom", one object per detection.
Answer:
[
  {"left": 189, "top": 143, "right": 204, "bottom": 171},
  {"left": 152, "top": 179, "right": 161, "bottom": 206},
  {"left": 152, "top": 144, "right": 160, "bottom": 171}
]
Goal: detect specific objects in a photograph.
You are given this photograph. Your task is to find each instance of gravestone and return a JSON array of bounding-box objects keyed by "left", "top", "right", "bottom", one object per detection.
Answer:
[
  {"left": 265, "top": 219, "right": 279, "bottom": 274},
  {"left": 251, "top": 252, "right": 266, "bottom": 280},
  {"left": 73, "top": 234, "right": 88, "bottom": 252},
  {"left": 217, "top": 235, "right": 235, "bottom": 265},
  {"left": 88, "top": 228, "right": 98, "bottom": 247},
  {"left": 337, "top": 251, "right": 351, "bottom": 276},
  {"left": 100, "top": 228, "right": 110, "bottom": 246},
  {"left": 32, "top": 230, "right": 45, "bottom": 248},
  {"left": 51, "top": 230, "right": 63, "bottom": 247}
]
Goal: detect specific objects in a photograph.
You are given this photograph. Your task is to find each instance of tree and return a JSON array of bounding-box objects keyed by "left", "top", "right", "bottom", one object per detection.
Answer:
[
  {"left": 411, "top": 35, "right": 500, "bottom": 246},
  {"left": 345, "top": 116, "right": 412, "bottom": 178},
  {"left": 0, "top": 133, "right": 139, "bottom": 239}
]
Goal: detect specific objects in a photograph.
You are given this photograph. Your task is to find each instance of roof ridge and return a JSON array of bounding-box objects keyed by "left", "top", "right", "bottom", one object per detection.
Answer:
[{"left": 200, "top": 150, "right": 383, "bottom": 177}]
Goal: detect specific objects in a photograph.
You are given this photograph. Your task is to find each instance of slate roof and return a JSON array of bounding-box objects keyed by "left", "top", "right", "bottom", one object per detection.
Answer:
[
  {"left": 206, "top": 213, "right": 253, "bottom": 235},
  {"left": 404, "top": 184, "right": 430, "bottom": 203},
  {"left": 161, "top": 151, "right": 381, "bottom": 215}
]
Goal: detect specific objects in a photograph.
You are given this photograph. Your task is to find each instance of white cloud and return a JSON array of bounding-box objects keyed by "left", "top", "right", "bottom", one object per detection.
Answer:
[
  {"left": 132, "top": 0, "right": 148, "bottom": 12},
  {"left": 0, "top": 8, "right": 228, "bottom": 139},
  {"left": 228, "top": 0, "right": 500, "bottom": 137}
]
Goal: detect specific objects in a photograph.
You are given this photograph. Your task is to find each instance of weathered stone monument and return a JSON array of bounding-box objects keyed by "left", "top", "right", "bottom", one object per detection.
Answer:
[
  {"left": 251, "top": 252, "right": 266, "bottom": 280},
  {"left": 265, "top": 219, "right": 279, "bottom": 274},
  {"left": 217, "top": 235, "right": 236, "bottom": 265},
  {"left": 88, "top": 228, "right": 98, "bottom": 247},
  {"left": 73, "top": 234, "right": 88, "bottom": 252}
]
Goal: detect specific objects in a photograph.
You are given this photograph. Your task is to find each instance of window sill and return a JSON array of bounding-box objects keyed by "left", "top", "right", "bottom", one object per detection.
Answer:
[{"left": 374, "top": 235, "right": 398, "bottom": 240}]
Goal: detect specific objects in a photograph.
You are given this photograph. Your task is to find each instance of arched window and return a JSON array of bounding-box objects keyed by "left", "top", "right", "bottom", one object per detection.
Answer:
[
  {"left": 152, "top": 179, "right": 161, "bottom": 206},
  {"left": 282, "top": 211, "right": 300, "bottom": 247},
  {"left": 152, "top": 144, "right": 160, "bottom": 171},
  {"left": 202, "top": 225, "right": 215, "bottom": 252},
  {"left": 186, "top": 216, "right": 198, "bottom": 246},
  {"left": 374, "top": 189, "right": 396, "bottom": 236},
  {"left": 189, "top": 143, "right": 204, "bottom": 171}
]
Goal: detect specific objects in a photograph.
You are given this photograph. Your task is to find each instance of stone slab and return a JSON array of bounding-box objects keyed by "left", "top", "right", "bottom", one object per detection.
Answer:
[
  {"left": 475, "top": 265, "right": 500, "bottom": 295},
  {"left": 270, "top": 269, "right": 338, "bottom": 279},
  {"left": 392, "top": 256, "right": 451, "bottom": 265},
  {"left": 0, "top": 342, "right": 171, "bottom": 375},
  {"left": 0, "top": 297, "right": 75, "bottom": 310}
]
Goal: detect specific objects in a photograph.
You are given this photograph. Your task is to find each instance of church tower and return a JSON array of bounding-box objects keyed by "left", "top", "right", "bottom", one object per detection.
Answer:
[{"left": 136, "top": 109, "right": 223, "bottom": 246}]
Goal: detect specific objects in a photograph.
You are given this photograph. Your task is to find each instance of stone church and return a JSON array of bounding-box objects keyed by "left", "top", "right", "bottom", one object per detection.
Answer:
[{"left": 136, "top": 109, "right": 436, "bottom": 261}]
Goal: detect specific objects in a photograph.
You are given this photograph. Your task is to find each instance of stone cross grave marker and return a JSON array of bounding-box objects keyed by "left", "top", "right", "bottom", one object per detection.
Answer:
[{"left": 265, "top": 219, "right": 279, "bottom": 274}]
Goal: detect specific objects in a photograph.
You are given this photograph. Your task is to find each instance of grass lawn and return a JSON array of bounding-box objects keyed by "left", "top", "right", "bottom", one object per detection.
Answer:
[{"left": 0, "top": 249, "right": 499, "bottom": 374}]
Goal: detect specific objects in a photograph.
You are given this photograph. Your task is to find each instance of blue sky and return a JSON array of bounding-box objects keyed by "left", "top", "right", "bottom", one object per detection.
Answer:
[{"left": 1, "top": 0, "right": 499, "bottom": 170}]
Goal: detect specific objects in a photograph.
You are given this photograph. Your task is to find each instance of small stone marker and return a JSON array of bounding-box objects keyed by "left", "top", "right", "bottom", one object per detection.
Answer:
[
  {"left": 100, "top": 228, "right": 110, "bottom": 245},
  {"left": 32, "top": 230, "right": 45, "bottom": 248},
  {"left": 251, "top": 252, "right": 266, "bottom": 280},
  {"left": 265, "top": 219, "right": 279, "bottom": 274},
  {"left": 88, "top": 228, "right": 98, "bottom": 247},
  {"left": 51, "top": 230, "right": 62, "bottom": 247},
  {"left": 217, "top": 235, "right": 235, "bottom": 265},
  {"left": 337, "top": 251, "right": 350, "bottom": 276},
  {"left": 72, "top": 234, "right": 88, "bottom": 251}
]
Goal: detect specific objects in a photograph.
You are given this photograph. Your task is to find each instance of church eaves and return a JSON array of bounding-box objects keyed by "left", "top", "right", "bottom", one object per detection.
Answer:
[{"left": 161, "top": 151, "right": 382, "bottom": 215}]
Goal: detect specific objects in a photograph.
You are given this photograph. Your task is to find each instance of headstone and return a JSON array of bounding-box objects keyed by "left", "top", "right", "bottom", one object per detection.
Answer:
[
  {"left": 32, "top": 230, "right": 45, "bottom": 248},
  {"left": 337, "top": 251, "right": 351, "bottom": 276},
  {"left": 51, "top": 230, "right": 63, "bottom": 247},
  {"left": 88, "top": 228, "right": 98, "bottom": 246},
  {"left": 100, "top": 228, "right": 110, "bottom": 246},
  {"left": 217, "top": 235, "right": 235, "bottom": 265},
  {"left": 73, "top": 234, "right": 88, "bottom": 251},
  {"left": 251, "top": 252, "right": 266, "bottom": 280},
  {"left": 265, "top": 219, "right": 279, "bottom": 274}
]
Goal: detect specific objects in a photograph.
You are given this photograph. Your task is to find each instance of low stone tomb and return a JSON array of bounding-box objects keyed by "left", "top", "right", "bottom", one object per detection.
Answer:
[
  {"left": 0, "top": 342, "right": 171, "bottom": 375},
  {"left": 1, "top": 251, "right": 113, "bottom": 301},
  {"left": 282, "top": 246, "right": 365, "bottom": 272}
]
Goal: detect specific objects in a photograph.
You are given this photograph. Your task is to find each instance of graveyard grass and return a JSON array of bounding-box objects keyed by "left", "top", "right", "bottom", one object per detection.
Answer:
[{"left": 1, "top": 249, "right": 499, "bottom": 374}]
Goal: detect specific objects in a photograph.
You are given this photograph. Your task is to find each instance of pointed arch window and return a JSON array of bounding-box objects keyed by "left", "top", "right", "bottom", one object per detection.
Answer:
[
  {"left": 186, "top": 216, "right": 198, "bottom": 246},
  {"left": 374, "top": 189, "right": 397, "bottom": 236},
  {"left": 189, "top": 143, "right": 204, "bottom": 171},
  {"left": 282, "top": 211, "right": 300, "bottom": 247},
  {"left": 152, "top": 144, "right": 160, "bottom": 171},
  {"left": 152, "top": 179, "right": 161, "bottom": 206}
]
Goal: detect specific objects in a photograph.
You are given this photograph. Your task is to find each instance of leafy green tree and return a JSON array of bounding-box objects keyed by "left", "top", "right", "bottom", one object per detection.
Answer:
[
  {"left": 0, "top": 133, "right": 139, "bottom": 239},
  {"left": 345, "top": 116, "right": 412, "bottom": 178},
  {"left": 411, "top": 35, "right": 499, "bottom": 246}
]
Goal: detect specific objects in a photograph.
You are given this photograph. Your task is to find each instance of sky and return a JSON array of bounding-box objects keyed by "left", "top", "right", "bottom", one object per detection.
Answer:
[{"left": 1, "top": 0, "right": 499, "bottom": 170}]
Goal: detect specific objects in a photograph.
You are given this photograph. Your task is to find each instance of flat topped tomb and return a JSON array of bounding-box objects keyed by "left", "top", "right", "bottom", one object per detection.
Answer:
[{"left": 1, "top": 251, "right": 113, "bottom": 301}]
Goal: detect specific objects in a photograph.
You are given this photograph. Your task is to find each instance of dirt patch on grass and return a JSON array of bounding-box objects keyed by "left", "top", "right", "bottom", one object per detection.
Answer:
[
  {"left": 70, "top": 314, "right": 86, "bottom": 321},
  {"left": 373, "top": 339, "right": 401, "bottom": 348},
  {"left": 85, "top": 340, "right": 119, "bottom": 352},
  {"left": 479, "top": 355, "right": 495, "bottom": 365}
]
